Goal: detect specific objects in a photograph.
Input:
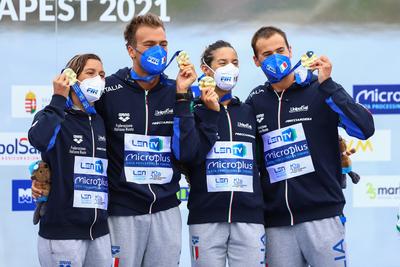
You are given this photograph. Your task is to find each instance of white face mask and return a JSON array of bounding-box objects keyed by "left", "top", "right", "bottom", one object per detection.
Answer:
[
  {"left": 79, "top": 75, "right": 105, "bottom": 103},
  {"left": 204, "top": 62, "right": 239, "bottom": 91}
]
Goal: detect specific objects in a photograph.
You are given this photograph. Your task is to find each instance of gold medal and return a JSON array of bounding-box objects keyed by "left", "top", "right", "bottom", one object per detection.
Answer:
[
  {"left": 198, "top": 76, "right": 216, "bottom": 90},
  {"left": 177, "top": 51, "right": 190, "bottom": 69},
  {"left": 301, "top": 51, "right": 318, "bottom": 69},
  {"left": 62, "top": 68, "right": 78, "bottom": 85}
]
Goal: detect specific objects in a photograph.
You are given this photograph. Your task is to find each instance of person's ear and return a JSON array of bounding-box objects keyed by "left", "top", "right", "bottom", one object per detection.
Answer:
[
  {"left": 253, "top": 55, "right": 261, "bottom": 67},
  {"left": 201, "top": 64, "right": 214, "bottom": 77},
  {"left": 127, "top": 45, "right": 136, "bottom": 60},
  {"left": 289, "top": 45, "right": 292, "bottom": 59}
]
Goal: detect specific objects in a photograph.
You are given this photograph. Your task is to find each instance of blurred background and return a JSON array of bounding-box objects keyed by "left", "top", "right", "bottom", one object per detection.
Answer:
[{"left": 1, "top": 0, "right": 399, "bottom": 266}]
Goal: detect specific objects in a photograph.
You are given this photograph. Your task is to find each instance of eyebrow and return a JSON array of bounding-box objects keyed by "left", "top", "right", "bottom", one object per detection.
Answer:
[
  {"left": 263, "top": 47, "right": 285, "bottom": 54},
  {"left": 141, "top": 40, "right": 168, "bottom": 45},
  {"left": 142, "top": 40, "right": 156, "bottom": 45}
]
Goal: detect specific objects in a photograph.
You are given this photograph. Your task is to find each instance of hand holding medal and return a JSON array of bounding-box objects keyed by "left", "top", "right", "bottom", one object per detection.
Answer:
[
  {"left": 199, "top": 76, "right": 219, "bottom": 112},
  {"left": 176, "top": 51, "right": 197, "bottom": 93},
  {"left": 306, "top": 52, "right": 333, "bottom": 84},
  {"left": 62, "top": 68, "right": 78, "bottom": 85},
  {"left": 52, "top": 68, "right": 77, "bottom": 98}
]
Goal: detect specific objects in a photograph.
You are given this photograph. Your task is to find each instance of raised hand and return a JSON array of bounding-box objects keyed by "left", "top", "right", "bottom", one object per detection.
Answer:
[
  {"left": 201, "top": 87, "right": 220, "bottom": 112},
  {"left": 309, "top": 55, "right": 332, "bottom": 84},
  {"left": 53, "top": 73, "right": 71, "bottom": 98}
]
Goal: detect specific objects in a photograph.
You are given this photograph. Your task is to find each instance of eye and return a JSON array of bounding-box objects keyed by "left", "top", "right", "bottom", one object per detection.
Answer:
[
  {"left": 217, "top": 60, "right": 227, "bottom": 67},
  {"left": 264, "top": 52, "right": 272, "bottom": 58},
  {"left": 85, "top": 70, "right": 95, "bottom": 76},
  {"left": 141, "top": 42, "right": 154, "bottom": 48}
]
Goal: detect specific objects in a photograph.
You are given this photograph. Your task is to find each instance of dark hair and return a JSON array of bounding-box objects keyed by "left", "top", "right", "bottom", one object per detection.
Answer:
[
  {"left": 65, "top": 54, "right": 102, "bottom": 77},
  {"left": 251, "top": 26, "right": 289, "bottom": 56},
  {"left": 201, "top": 40, "right": 234, "bottom": 66},
  {"left": 124, "top": 13, "right": 165, "bottom": 48}
]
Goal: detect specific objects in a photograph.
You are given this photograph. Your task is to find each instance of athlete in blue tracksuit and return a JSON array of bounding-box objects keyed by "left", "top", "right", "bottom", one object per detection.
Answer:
[
  {"left": 175, "top": 40, "right": 265, "bottom": 267},
  {"left": 94, "top": 13, "right": 197, "bottom": 266},
  {"left": 246, "top": 26, "right": 375, "bottom": 267},
  {"left": 28, "top": 54, "right": 111, "bottom": 267}
]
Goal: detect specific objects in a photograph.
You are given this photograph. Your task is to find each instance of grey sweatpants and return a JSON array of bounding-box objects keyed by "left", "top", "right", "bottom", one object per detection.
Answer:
[
  {"left": 189, "top": 222, "right": 266, "bottom": 267},
  {"left": 37, "top": 234, "right": 112, "bottom": 267},
  {"left": 108, "top": 206, "right": 182, "bottom": 267},
  {"left": 266, "top": 216, "right": 347, "bottom": 267}
]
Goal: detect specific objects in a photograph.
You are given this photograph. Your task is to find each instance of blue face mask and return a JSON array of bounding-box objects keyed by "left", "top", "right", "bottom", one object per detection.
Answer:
[
  {"left": 137, "top": 45, "right": 168, "bottom": 75},
  {"left": 261, "top": 54, "right": 298, "bottom": 84},
  {"left": 131, "top": 46, "right": 180, "bottom": 83}
]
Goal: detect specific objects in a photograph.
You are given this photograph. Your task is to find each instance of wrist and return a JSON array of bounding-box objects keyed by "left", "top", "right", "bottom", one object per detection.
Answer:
[
  {"left": 176, "top": 84, "right": 189, "bottom": 93},
  {"left": 176, "top": 91, "right": 193, "bottom": 102},
  {"left": 205, "top": 104, "right": 220, "bottom": 112},
  {"left": 50, "top": 94, "right": 68, "bottom": 109}
]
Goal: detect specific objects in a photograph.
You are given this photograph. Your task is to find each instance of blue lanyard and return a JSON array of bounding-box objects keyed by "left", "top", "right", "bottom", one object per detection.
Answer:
[
  {"left": 219, "top": 92, "right": 232, "bottom": 103},
  {"left": 130, "top": 50, "right": 181, "bottom": 82},
  {"left": 70, "top": 83, "right": 96, "bottom": 114},
  {"left": 288, "top": 59, "right": 302, "bottom": 76}
]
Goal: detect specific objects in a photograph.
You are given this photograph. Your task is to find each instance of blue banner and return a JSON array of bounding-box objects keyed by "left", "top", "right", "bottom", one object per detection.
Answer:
[{"left": 353, "top": 85, "right": 400, "bottom": 114}]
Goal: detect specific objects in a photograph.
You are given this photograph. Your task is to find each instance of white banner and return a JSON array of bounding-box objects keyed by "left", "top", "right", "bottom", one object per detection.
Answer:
[
  {"left": 353, "top": 176, "right": 400, "bottom": 207},
  {"left": 339, "top": 129, "right": 391, "bottom": 162},
  {"left": 0, "top": 133, "right": 41, "bottom": 165},
  {"left": 11, "top": 85, "right": 52, "bottom": 118}
]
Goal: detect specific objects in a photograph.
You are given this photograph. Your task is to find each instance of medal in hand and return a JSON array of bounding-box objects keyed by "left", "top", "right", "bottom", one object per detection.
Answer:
[
  {"left": 198, "top": 76, "right": 216, "bottom": 91},
  {"left": 301, "top": 51, "right": 318, "bottom": 69}
]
